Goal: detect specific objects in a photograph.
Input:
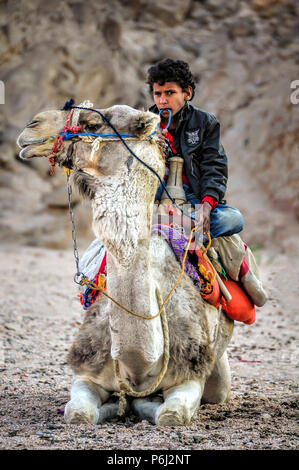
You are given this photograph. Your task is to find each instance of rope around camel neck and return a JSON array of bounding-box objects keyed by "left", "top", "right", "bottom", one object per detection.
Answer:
[
  {"left": 83, "top": 231, "right": 214, "bottom": 415},
  {"left": 78, "top": 227, "right": 197, "bottom": 416}
]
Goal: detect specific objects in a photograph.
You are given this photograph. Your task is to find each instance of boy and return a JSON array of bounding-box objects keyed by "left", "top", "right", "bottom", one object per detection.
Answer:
[{"left": 147, "top": 58, "right": 244, "bottom": 239}]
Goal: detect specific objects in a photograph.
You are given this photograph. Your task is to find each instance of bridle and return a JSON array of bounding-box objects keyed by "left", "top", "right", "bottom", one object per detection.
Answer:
[
  {"left": 50, "top": 99, "right": 189, "bottom": 216},
  {"left": 49, "top": 100, "right": 201, "bottom": 284}
]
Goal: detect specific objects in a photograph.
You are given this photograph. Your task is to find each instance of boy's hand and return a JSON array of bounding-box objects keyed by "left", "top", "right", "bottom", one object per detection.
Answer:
[{"left": 202, "top": 201, "right": 212, "bottom": 234}]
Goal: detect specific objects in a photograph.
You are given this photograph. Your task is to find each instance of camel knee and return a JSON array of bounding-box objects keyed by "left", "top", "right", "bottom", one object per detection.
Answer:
[
  {"left": 156, "top": 399, "right": 193, "bottom": 426},
  {"left": 64, "top": 377, "right": 110, "bottom": 425},
  {"left": 65, "top": 397, "right": 100, "bottom": 424},
  {"left": 155, "top": 380, "right": 203, "bottom": 426},
  {"left": 202, "top": 385, "right": 230, "bottom": 404}
]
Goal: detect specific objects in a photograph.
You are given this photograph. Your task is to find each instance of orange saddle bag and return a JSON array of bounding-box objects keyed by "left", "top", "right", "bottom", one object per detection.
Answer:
[
  {"left": 220, "top": 277, "right": 256, "bottom": 325},
  {"left": 192, "top": 246, "right": 255, "bottom": 325},
  {"left": 195, "top": 247, "right": 221, "bottom": 308}
]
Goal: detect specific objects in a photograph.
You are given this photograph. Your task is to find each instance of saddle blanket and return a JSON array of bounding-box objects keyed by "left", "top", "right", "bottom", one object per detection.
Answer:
[
  {"left": 78, "top": 226, "right": 216, "bottom": 309},
  {"left": 77, "top": 229, "right": 256, "bottom": 325}
]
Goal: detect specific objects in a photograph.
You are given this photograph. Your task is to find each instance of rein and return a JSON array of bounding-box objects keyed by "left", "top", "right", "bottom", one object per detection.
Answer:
[
  {"left": 55, "top": 99, "right": 209, "bottom": 288},
  {"left": 61, "top": 131, "right": 138, "bottom": 140},
  {"left": 79, "top": 225, "right": 199, "bottom": 320},
  {"left": 51, "top": 100, "right": 208, "bottom": 284}
]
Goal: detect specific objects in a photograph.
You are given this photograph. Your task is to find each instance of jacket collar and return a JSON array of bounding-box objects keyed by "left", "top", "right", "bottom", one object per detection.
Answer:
[{"left": 177, "top": 102, "right": 190, "bottom": 126}]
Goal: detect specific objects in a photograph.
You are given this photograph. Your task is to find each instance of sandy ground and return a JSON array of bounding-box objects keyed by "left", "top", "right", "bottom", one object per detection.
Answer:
[{"left": 0, "top": 233, "right": 298, "bottom": 451}]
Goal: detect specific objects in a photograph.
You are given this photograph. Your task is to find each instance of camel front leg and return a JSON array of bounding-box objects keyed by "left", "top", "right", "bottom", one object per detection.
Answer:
[
  {"left": 64, "top": 377, "right": 110, "bottom": 424},
  {"left": 155, "top": 380, "right": 204, "bottom": 426},
  {"left": 202, "top": 351, "right": 231, "bottom": 404}
]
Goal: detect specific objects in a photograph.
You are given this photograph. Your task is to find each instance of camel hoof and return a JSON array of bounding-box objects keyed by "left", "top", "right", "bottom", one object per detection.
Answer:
[{"left": 64, "top": 400, "right": 99, "bottom": 424}]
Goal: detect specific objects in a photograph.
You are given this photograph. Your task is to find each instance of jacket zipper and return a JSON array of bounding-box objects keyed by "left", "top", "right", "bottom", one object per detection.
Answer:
[{"left": 190, "top": 155, "right": 197, "bottom": 178}]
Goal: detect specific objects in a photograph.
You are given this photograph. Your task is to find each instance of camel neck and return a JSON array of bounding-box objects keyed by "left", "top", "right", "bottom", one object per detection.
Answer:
[{"left": 106, "top": 246, "right": 164, "bottom": 375}]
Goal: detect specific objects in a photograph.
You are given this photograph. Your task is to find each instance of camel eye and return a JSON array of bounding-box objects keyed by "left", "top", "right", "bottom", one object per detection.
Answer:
[
  {"left": 26, "top": 120, "right": 40, "bottom": 128},
  {"left": 86, "top": 124, "right": 100, "bottom": 132}
]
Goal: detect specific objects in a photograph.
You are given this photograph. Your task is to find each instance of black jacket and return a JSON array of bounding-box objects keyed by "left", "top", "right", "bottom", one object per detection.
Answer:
[{"left": 150, "top": 103, "right": 228, "bottom": 202}]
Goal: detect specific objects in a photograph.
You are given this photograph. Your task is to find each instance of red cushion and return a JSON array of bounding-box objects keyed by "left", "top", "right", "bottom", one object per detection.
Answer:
[
  {"left": 220, "top": 278, "right": 255, "bottom": 325},
  {"left": 201, "top": 278, "right": 221, "bottom": 308}
]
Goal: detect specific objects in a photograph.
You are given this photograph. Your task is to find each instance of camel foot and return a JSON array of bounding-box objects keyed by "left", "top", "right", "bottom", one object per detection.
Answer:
[
  {"left": 64, "top": 399, "right": 99, "bottom": 424},
  {"left": 98, "top": 402, "right": 121, "bottom": 424}
]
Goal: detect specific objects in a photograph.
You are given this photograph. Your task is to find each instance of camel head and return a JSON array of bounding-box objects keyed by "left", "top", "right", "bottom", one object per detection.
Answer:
[
  {"left": 17, "top": 104, "right": 164, "bottom": 194},
  {"left": 17, "top": 109, "right": 70, "bottom": 160},
  {"left": 18, "top": 104, "right": 165, "bottom": 258},
  {"left": 18, "top": 104, "right": 160, "bottom": 155}
]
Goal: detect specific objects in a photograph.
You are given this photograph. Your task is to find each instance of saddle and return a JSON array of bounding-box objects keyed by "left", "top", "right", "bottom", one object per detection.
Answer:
[{"left": 77, "top": 227, "right": 265, "bottom": 326}]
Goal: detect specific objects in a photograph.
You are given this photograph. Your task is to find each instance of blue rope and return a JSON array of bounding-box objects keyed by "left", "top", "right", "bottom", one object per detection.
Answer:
[
  {"left": 158, "top": 108, "right": 172, "bottom": 130},
  {"left": 61, "top": 131, "right": 137, "bottom": 140}
]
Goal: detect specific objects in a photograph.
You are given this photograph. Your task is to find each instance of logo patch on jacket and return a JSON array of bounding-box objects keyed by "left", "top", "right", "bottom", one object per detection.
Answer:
[{"left": 185, "top": 129, "right": 200, "bottom": 145}]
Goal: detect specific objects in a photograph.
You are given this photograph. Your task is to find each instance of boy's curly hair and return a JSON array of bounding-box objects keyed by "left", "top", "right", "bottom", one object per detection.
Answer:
[{"left": 147, "top": 58, "right": 196, "bottom": 100}]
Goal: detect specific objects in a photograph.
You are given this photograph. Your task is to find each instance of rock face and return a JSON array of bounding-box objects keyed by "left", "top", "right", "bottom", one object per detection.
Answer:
[{"left": 0, "top": 0, "right": 298, "bottom": 249}]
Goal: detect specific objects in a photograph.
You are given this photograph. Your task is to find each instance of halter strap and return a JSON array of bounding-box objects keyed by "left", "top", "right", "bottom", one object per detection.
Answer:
[{"left": 60, "top": 131, "right": 139, "bottom": 140}]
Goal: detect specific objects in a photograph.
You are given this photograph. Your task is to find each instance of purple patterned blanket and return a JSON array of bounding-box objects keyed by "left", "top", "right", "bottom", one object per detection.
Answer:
[{"left": 151, "top": 224, "right": 201, "bottom": 290}]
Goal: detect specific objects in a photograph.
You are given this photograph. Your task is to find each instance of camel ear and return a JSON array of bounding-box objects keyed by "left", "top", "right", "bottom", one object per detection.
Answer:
[{"left": 129, "top": 111, "right": 159, "bottom": 138}]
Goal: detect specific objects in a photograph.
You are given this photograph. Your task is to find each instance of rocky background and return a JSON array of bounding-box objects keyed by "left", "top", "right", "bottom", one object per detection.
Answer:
[
  {"left": 0, "top": 0, "right": 298, "bottom": 451},
  {"left": 0, "top": 0, "right": 298, "bottom": 252}
]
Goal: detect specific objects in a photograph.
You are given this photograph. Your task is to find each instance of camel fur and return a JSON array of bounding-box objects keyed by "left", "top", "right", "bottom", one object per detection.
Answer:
[{"left": 17, "top": 104, "right": 234, "bottom": 426}]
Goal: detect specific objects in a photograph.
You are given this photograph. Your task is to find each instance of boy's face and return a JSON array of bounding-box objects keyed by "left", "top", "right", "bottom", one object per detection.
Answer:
[{"left": 153, "top": 81, "right": 192, "bottom": 119}]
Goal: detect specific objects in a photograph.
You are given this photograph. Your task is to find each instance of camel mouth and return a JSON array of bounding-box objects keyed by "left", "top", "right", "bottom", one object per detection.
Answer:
[
  {"left": 17, "top": 136, "right": 49, "bottom": 149},
  {"left": 19, "top": 145, "right": 41, "bottom": 160},
  {"left": 17, "top": 135, "right": 54, "bottom": 160}
]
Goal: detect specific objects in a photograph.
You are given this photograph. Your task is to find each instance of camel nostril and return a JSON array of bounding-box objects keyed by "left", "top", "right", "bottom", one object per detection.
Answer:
[{"left": 26, "top": 120, "right": 40, "bottom": 128}]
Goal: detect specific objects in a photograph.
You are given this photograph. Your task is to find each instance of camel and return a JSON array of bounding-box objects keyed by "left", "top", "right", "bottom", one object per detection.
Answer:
[{"left": 17, "top": 104, "right": 234, "bottom": 426}]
